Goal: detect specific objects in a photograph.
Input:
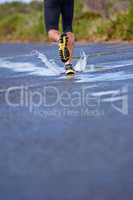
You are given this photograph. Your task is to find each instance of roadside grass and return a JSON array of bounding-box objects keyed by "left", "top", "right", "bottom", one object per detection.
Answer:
[{"left": 0, "top": 0, "right": 133, "bottom": 42}]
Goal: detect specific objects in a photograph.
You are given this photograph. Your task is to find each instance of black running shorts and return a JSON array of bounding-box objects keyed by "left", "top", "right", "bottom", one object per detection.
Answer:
[{"left": 44, "top": 0, "right": 74, "bottom": 33}]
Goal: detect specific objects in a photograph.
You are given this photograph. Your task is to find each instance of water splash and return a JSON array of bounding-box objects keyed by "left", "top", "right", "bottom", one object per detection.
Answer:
[
  {"left": 31, "top": 49, "right": 88, "bottom": 75},
  {"left": 0, "top": 50, "right": 88, "bottom": 77},
  {"left": 31, "top": 50, "right": 63, "bottom": 75},
  {"left": 76, "top": 70, "right": 133, "bottom": 83},
  {"left": 1, "top": 49, "right": 133, "bottom": 83},
  {"left": 0, "top": 58, "right": 59, "bottom": 76},
  {"left": 0, "top": 59, "right": 36, "bottom": 73},
  {"left": 74, "top": 50, "right": 87, "bottom": 72}
]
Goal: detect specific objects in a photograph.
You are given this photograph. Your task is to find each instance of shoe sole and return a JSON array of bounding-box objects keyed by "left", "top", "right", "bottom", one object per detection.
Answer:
[{"left": 66, "top": 68, "right": 75, "bottom": 76}]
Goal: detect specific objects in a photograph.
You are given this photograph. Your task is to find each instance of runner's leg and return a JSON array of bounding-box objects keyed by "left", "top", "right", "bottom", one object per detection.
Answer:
[
  {"left": 44, "top": 0, "right": 60, "bottom": 41},
  {"left": 61, "top": 0, "right": 75, "bottom": 64}
]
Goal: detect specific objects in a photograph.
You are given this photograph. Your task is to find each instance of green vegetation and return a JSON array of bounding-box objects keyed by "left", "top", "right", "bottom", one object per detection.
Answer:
[
  {"left": 0, "top": 0, "right": 133, "bottom": 42},
  {"left": 0, "top": 1, "right": 46, "bottom": 42}
]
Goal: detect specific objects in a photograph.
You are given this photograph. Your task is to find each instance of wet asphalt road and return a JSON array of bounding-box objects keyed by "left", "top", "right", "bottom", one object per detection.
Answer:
[{"left": 0, "top": 43, "right": 133, "bottom": 200}]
